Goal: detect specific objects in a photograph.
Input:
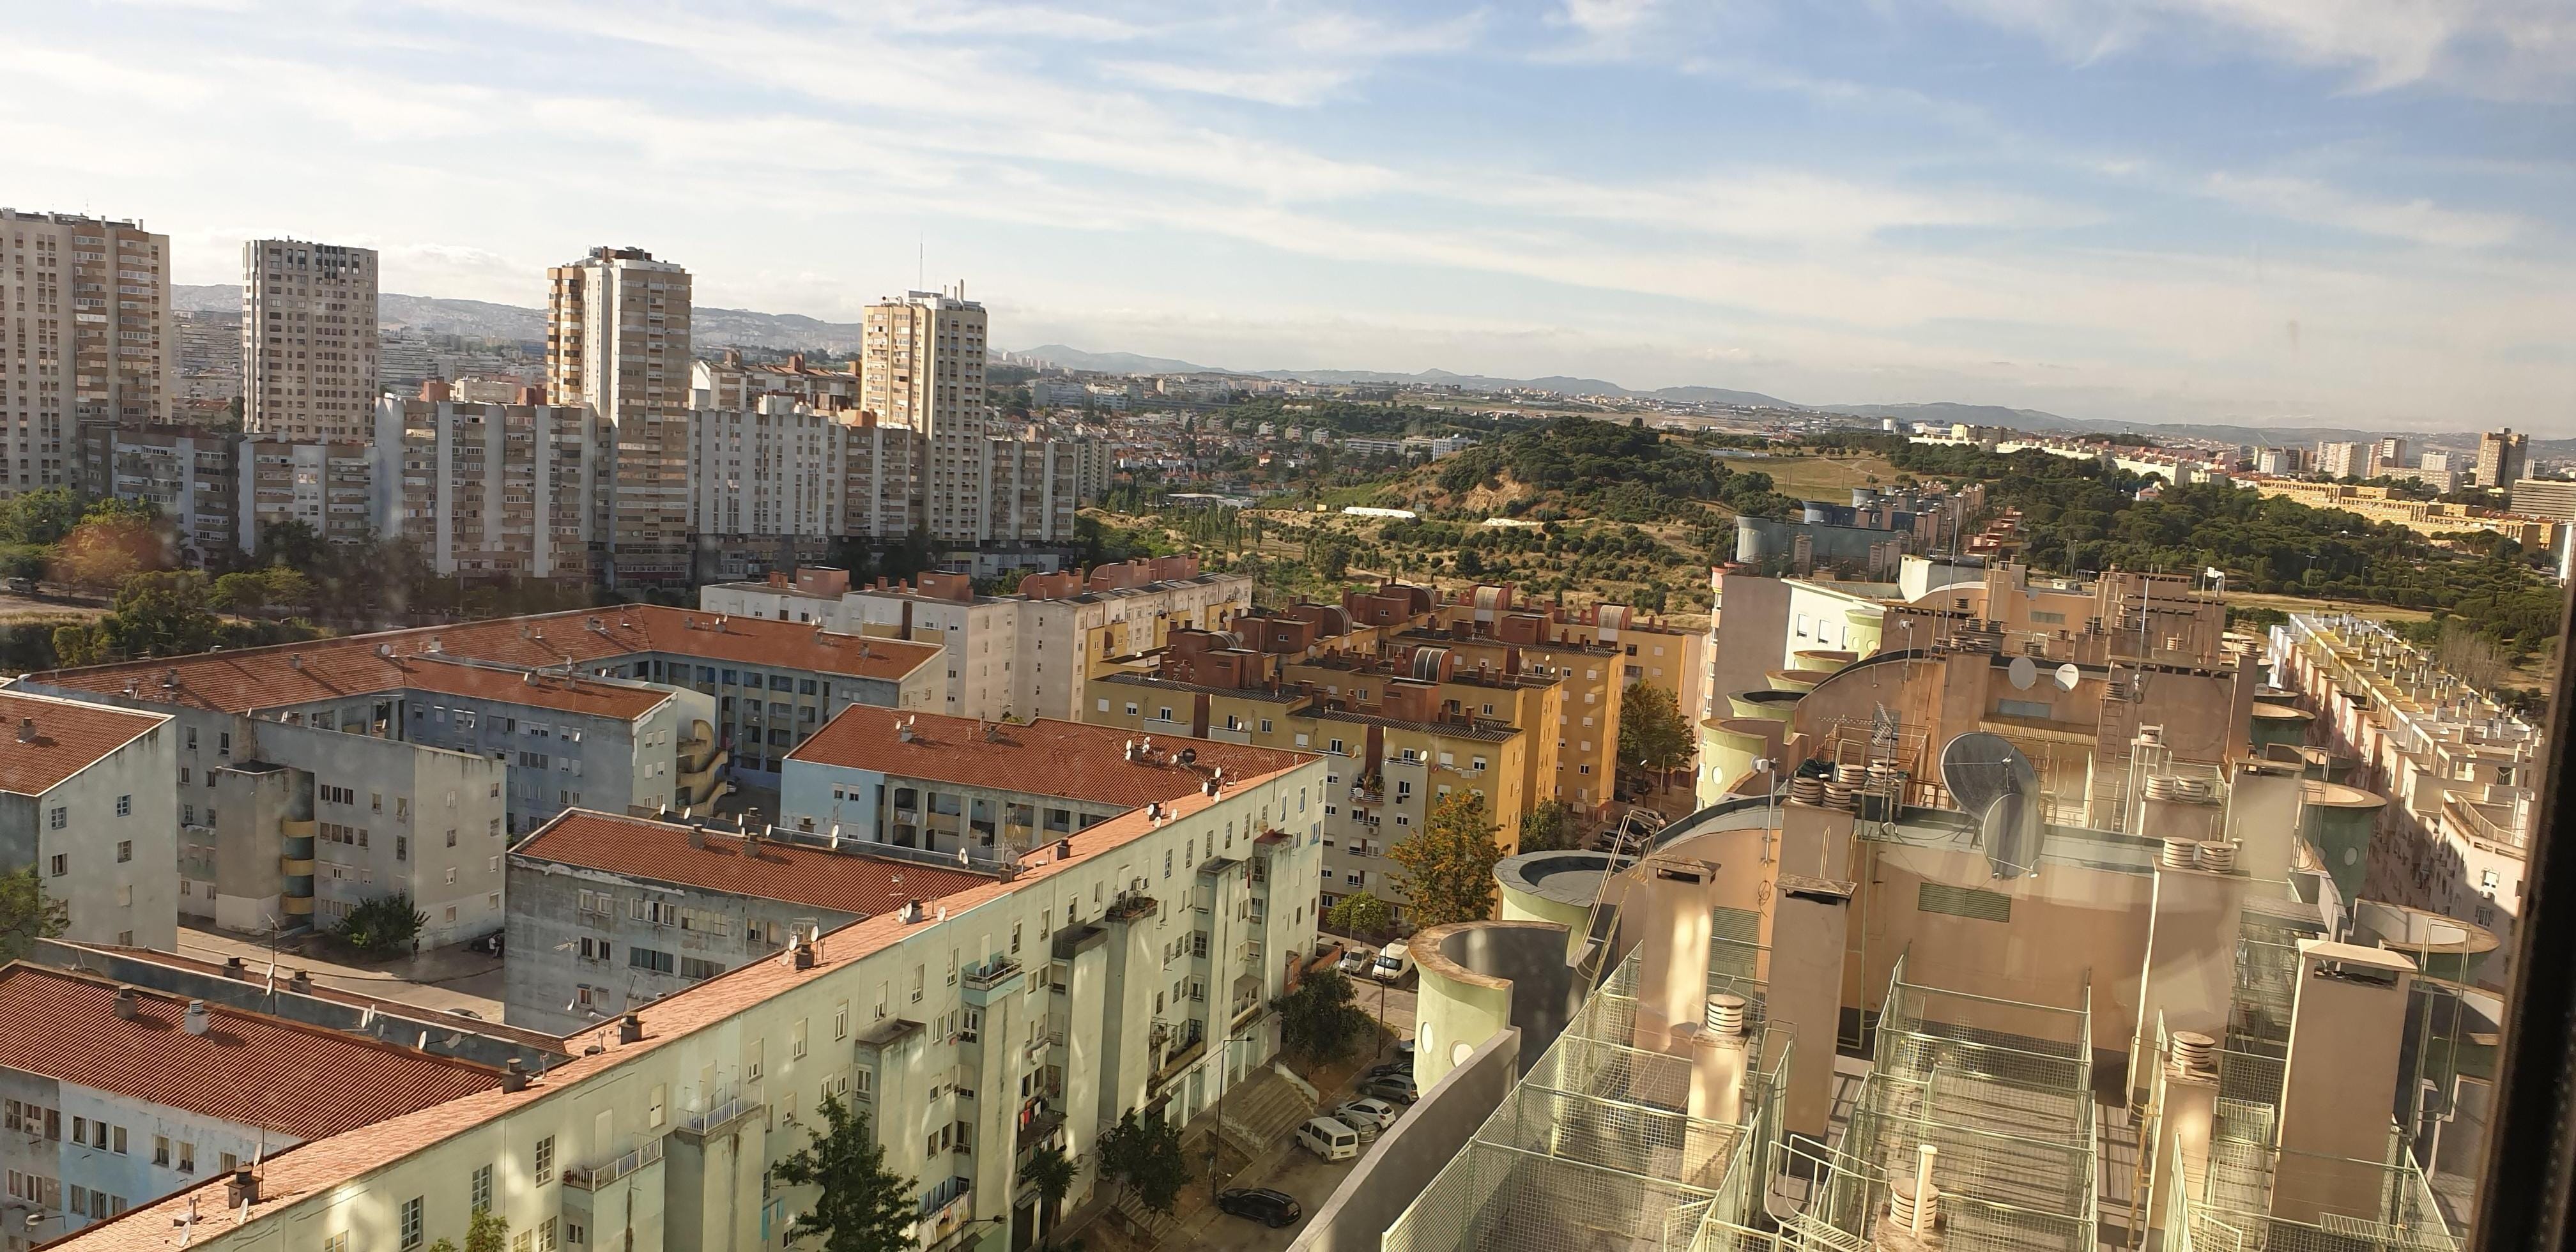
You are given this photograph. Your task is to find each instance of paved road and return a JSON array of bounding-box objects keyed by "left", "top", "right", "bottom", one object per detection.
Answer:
[{"left": 176, "top": 926, "right": 506, "bottom": 1019}]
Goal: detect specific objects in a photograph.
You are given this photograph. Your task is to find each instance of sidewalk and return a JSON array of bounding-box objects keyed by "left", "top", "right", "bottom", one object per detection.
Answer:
[{"left": 175, "top": 926, "right": 506, "bottom": 1019}]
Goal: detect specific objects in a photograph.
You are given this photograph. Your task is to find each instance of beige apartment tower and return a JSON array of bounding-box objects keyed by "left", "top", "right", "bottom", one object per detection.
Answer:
[
  {"left": 241, "top": 240, "right": 379, "bottom": 439},
  {"left": 2476, "top": 427, "right": 2529, "bottom": 489},
  {"left": 862, "top": 289, "right": 989, "bottom": 543},
  {"left": 547, "top": 247, "right": 692, "bottom": 585},
  {"left": 0, "top": 209, "right": 172, "bottom": 495}
]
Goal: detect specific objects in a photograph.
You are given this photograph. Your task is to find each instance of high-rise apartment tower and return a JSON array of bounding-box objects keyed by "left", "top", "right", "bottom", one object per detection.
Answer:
[
  {"left": 547, "top": 247, "right": 693, "bottom": 585},
  {"left": 2477, "top": 428, "right": 2529, "bottom": 490},
  {"left": 241, "top": 240, "right": 379, "bottom": 439},
  {"left": 862, "top": 289, "right": 988, "bottom": 543},
  {"left": 0, "top": 209, "right": 172, "bottom": 494}
]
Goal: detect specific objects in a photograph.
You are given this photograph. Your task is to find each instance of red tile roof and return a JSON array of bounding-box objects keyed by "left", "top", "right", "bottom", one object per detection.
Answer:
[
  {"left": 399, "top": 659, "right": 675, "bottom": 721},
  {"left": 26, "top": 606, "right": 940, "bottom": 717},
  {"left": 0, "top": 691, "right": 166, "bottom": 795},
  {"left": 50, "top": 756, "right": 1318, "bottom": 1252},
  {"left": 511, "top": 811, "right": 993, "bottom": 917},
  {"left": 785, "top": 708, "right": 1310, "bottom": 809},
  {"left": 0, "top": 964, "right": 500, "bottom": 1140}
]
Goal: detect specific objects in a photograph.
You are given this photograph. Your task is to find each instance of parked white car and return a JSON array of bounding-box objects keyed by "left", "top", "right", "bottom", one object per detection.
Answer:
[{"left": 1333, "top": 1097, "right": 1400, "bottom": 1134}]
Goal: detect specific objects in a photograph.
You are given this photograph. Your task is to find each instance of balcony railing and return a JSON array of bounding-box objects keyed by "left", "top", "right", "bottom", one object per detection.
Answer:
[
  {"left": 562, "top": 1135, "right": 663, "bottom": 1190},
  {"left": 678, "top": 1084, "right": 762, "bottom": 1141},
  {"left": 962, "top": 957, "right": 1022, "bottom": 991}
]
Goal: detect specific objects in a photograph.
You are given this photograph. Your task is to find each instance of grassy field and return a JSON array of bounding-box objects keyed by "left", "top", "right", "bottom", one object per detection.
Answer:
[{"left": 1752, "top": 451, "right": 1905, "bottom": 500}]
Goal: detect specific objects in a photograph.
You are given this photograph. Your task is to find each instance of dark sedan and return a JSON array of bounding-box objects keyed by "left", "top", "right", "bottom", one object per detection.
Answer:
[{"left": 1216, "top": 1187, "right": 1303, "bottom": 1228}]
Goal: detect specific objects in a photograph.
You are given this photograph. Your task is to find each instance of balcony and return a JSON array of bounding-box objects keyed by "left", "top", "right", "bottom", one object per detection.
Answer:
[
  {"left": 675, "top": 1084, "right": 763, "bottom": 1144},
  {"left": 562, "top": 1134, "right": 663, "bottom": 1190},
  {"left": 915, "top": 1179, "right": 975, "bottom": 1248},
  {"left": 962, "top": 956, "right": 1022, "bottom": 1006}
]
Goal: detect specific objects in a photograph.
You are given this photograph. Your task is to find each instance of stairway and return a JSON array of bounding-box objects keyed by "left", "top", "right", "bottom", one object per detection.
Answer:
[{"left": 1216, "top": 1067, "right": 1317, "bottom": 1161}]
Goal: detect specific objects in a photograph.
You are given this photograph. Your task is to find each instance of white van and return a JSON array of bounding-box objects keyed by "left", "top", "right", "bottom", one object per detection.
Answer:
[
  {"left": 1297, "top": 1116, "right": 1363, "bottom": 1162},
  {"left": 1371, "top": 943, "right": 1414, "bottom": 983}
]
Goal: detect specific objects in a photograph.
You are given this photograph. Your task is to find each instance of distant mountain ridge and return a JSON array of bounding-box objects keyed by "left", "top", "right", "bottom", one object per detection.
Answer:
[
  {"left": 174, "top": 284, "right": 861, "bottom": 352},
  {"left": 1013, "top": 345, "right": 1805, "bottom": 410}
]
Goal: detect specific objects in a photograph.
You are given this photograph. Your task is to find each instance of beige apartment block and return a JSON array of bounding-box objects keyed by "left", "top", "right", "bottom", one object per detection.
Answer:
[
  {"left": 375, "top": 389, "right": 605, "bottom": 581},
  {"left": 241, "top": 239, "right": 379, "bottom": 440},
  {"left": 862, "top": 289, "right": 990, "bottom": 543},
  {"left": 548, "top": 247, "right": 693, "bottom": 586},
  {"left": 0, "top": 209, "right": 172, "bottom": 496}
]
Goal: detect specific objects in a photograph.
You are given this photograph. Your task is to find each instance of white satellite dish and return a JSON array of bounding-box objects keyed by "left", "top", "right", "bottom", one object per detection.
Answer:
[
  {"left": 2055, "top": 662, "right": 2082, "bottom": 692},
  {"left": 2007, "top": 655, "right": 2038, "bottom": 691}
]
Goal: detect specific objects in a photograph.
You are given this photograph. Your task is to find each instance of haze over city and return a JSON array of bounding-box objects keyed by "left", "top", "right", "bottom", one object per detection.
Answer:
[{"left": 5, "top": 0, "right": 2570, "bottom": 431}]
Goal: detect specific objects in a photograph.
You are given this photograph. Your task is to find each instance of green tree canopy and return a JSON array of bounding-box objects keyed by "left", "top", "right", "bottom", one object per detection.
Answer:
[
  {"left": 338, "top": 893, "right": 427, "bottom": 957},
  {"left": 0, "top": 866, "right": 68, "bottom": 961},
  {"left": 769, "top": 1096, "right": 918, "bottom": 1252},
  {"left": 1618, "top": 681, "right": 1692, "bottom": 775},
  {"left": 1324, "top": 891, "right": 1393, "bottom": 940},
  {"left": 1273, "top": 969, "right": 1376, "bottom": 1064},
  {"left": 1096, "top": 1109, "right": 1188, "bottom": 1215},
  {"left": 1016, "top": 1144, "right": 1077, "bottom": 1241},
  {"left": 1518, "top": 798, "right": 1583, "bottom": 853},
  {"left": 1388, "top": 791, "right": 1503, "bottom": 930}
]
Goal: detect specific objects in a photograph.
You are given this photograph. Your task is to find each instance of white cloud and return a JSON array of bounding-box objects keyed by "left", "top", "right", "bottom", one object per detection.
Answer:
[
  {"left": 2200, "top": 173, "right": 2529, "bottom": 248},
  {"left": 1103, "top": 61, "right": 1358, "bottom": 107}
]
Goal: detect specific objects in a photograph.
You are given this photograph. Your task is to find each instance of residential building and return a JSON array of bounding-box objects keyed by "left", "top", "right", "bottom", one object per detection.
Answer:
[
  {"left": 2257, "top": 446, "right": 2307, "bottom": 475},
  {"left": 0, "top": 210, "right": 173, "bottom": 496},
  {"left": 2314, "top": 440, "right": 2363, "bottom": 478},
  {"left": 547, "top": 247, "right": 692, "bottom": 586},
  {"left": 374, "top": 388, "right": 606, "bottom": 581},
  {"left": 2366, "top": 436, "right": 2411, "bottom": 479},
  {"left": 2476, "top": 427, "right": 2529, "bottom": 489},
  {"left": 0, "top": 691, "right": 176, "bottom": 951},
  {"left": 240, "top": 241, "right": 378, "bottom": 441},
  {"left": 841, "top": 413, "right": 924, "bottom": 541},
  {"left": 861, "top": 291, "right": 988, "bottom": 544},
  {"left": 0, "top": 965, "right": 500, "bottom": 1245},
  {"left": 238, "top": 438, "right": 373, "bottom": 553},
  {"left": 503, "top": 811, "right": 995, "bottom": 1034},
  {"left": 388, "top": 659, "right": 711, "bottom": 839},
  {"left": 93, "top": 427, "right": 240, "bottom": 562},
  {"left": 684, "top": 401, "right": 846, "bottom": 583},
  {"left": 57, "top": 750, "right": 1331, "bottom": 1252},
  {"left": 690, "top": 351, "right": 861, "bottom": 415},
  {"left": 2271, "top": 612, "right": 2540, "bottom": 943},
  {"left": 699, "top": 558, "right": 1252, "bottom": 724},
  {"left": 776, "top": 706, "right": 1307, "bottom": 860},
  {"left": 2506, "top": 477, "right": 2576, "bottom": 523}
]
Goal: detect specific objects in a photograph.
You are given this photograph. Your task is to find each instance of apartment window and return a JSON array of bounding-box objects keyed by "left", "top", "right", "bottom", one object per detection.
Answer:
[
  {"left": 471, "top": 1164, "right": 493, "bottom": 1213},
  {"left": 47, "top": 807, "right": 64, "bottom": 830},
  {"left": 178, "top": 1141, "right": 193, "bottom": 1173},
  {"left": 537, "top": 1219, "right": 557, "bottom": 1252},
  {"left": 792, "top": 1019, "right": 809, "bottom": 1058},
  {"left": 747, "top": 1039, "right": 766, "bottom": 1081},
  {"left": 46, "top": 855, "right": 64, "bottom": 878},
  {"left": 396, "top": 1197, "right": 424, "bottom": 1251},
  {"left": 153, "top": 1135, "right": 169, "bottom": 1166},
  {"left": 114, "top": 795, "right": 130, "bottom": 816},
  {"left": 116, "top": 840, "right": 132, "bottom": 863},
  {"left": 533, "top": 1136, "right": 554, "bottom": 1186}
]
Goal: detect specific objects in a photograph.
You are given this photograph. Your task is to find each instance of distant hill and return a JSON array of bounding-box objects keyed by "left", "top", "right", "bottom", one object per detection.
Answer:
[
  {"left": 1011, "top": 346, "right": 1805, "bottom": 408},
  {"left": 1015, "top": 344, "right": 1225, "bottom": 375},
  {"left": 176, "top": 284, "right": 862, "bottom": 352}
]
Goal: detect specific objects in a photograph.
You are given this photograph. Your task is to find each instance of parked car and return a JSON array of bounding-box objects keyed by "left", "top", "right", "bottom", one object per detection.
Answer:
[
  {"left": 1297, "top": 1116, "right": 1363, "bottom": 1161},
  {"left": 1360, "top": 1073, "right": 1420, "bottom": 1104},
  {"left": 1216, "top": 1187, "right": 1303, "bottom": 1228},
  {"left": 1333, "top": 1097, "right": 1400, "bottom": 1133},
  {"left": 1370, "top": 942, "right": 1414, "bottom": 982},
  {"left": 1367, "top": 1056, "right": 1412, "bottom": 1081},
  {"left": 1337, "top": 945, "right": 1376, "bottom": 977}
]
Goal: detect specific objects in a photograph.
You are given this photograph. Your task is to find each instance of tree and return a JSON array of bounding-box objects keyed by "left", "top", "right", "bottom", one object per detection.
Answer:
[
  {"left": 1016, "top": 1145, "right": 1077, "bottom": 1242},
  {"left": 1272, "top": 969, "right": 1374, "bottom": 1064},
  {"left": 1388, "top": 791, "right": 1503, "bottom": 930},
  {"left": 1618, "top": 680, "right": 1692, "bottom": 779},
  {"left": 1, "top": 487, "right": 82, "bottom": 546},
  {"left": 770, "top": 1097, "right": 916, "bottom": 1252},
  {"left": 0, "top": 866, "right": 68, "bottom": 961},
  {"left": 338, "top": 893, "right": 427, "bottom": 957},
  {"left": 1096, "top": 1109, "right": 1188, "bottom": 1215},
  {"left": 1519, "top": 798, "right": 1583, "bottom": 853},
  {"left": 1324, "top": 891, "right": 1393, "bottom": 941},
  {"left": 448, "top": 1209, "right": 509, "bottom": 1252}
]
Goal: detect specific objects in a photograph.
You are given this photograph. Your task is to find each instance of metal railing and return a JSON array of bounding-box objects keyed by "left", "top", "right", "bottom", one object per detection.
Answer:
[{"left": 562, "top": 1135, "right": 663, "bottom": 1190}]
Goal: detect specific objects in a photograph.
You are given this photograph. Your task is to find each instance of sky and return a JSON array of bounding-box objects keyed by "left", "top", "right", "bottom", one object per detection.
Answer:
[{"left": 4, "top": 0, "right": 2572, "bottom": 432}]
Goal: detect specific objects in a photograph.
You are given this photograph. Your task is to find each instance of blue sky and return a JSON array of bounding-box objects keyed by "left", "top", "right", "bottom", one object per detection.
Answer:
[{"left": 4, "top": 0, "right": 2570, "bottom": 430}]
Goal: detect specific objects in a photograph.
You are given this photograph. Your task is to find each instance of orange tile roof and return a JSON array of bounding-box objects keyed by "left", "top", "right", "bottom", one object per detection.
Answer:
[
  {"left": 26, "top": 606, "right": 940, "bottom": 717},
  {"left": 398, "top": 659, "right": 675, "bottom": 721},
  {"left": 785, "top": 708, "right": 1310, "bottom": 809},
  {"left": 0, "top": 691, "right": 166, "bottom": 795},
  {"left": 0, "top": 964, "right": 500, "bottom": 1141},
  {"left": 50, "top": 758, "right": 1314, "bottom": 1252},
  {"left": 511, "top": 811, "right": 992, "bottom": 918}
]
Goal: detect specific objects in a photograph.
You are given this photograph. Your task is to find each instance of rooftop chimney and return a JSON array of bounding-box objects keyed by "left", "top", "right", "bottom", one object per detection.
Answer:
[
  {"left": 183, "top": 1000, "right": 210, "bottom": 1035},
  {"left": 617, "top": 1014, "right": 643, "bottom": 1044},
  {"left": 226, "top": 1166, "right": 259, "bottom": 1208},
  {"left": 111, "top": 988, "right": 138, "bottom": 1019},
  {"left": 502, "top": 1058, "right": 531, "bottom": 1092},
  {"left": 14, "top": 717, "right": 32, "bottom": 743}
]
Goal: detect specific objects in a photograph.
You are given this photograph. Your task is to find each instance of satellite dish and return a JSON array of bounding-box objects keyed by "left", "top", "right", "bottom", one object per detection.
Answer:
[
  {"left": 2055, "top": 662, "right": 2082, "bottom": 692},
  {"left": 2007, "top": 656, "right": 2038, "bottom": 691},
  {"left": 1939, "top": 731, "right": 2046, "bottom": 880}
]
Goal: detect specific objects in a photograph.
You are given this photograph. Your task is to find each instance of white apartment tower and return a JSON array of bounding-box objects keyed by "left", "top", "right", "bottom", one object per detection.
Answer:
[
  {"left": 241, "top": 240, "right": 379, "bottom": 440},
  {"left": 0, "top": 210, "right": 172, "bottom": 495},
  {"left": 862, "top": 289, "right": 989, "bottom": 543},
  {"left": 547, "top": 247, "right": 693, "bottom": 585}
]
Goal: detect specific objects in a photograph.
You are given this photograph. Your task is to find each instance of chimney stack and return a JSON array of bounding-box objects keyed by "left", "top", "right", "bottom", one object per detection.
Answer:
[
  {"left": 226, "top": 1167, "right": 259, "bottom": 1208},
  {"left": 502, "top": 1058, "right": 531, "bottom": 1092},
  {"left": 183, "top": 1000, "right": 210, "bottom": 1035},
  {"left": 111, "top": 988, "right": 138, "bottom": 1019},
  {"left": 618, "top": 1014, "right": 643, "bottom": 1044}
]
